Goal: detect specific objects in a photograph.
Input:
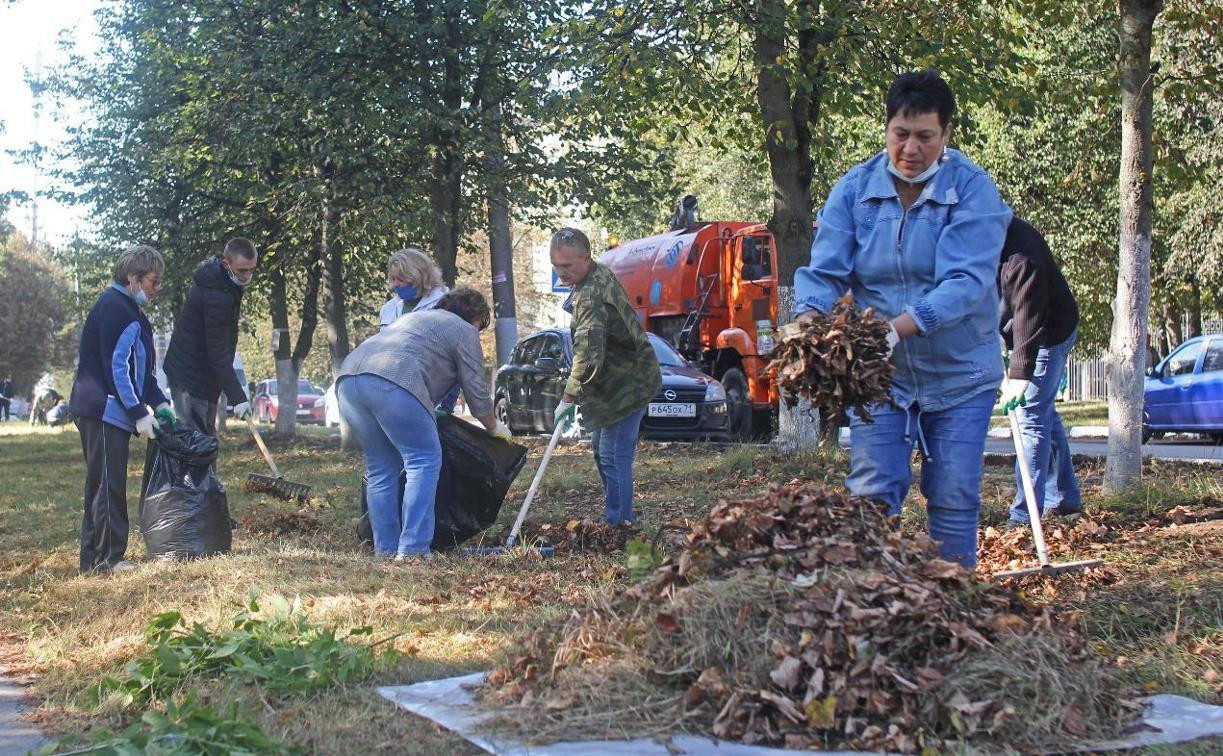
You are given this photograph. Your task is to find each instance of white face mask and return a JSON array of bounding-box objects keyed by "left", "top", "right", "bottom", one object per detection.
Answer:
[
  {"left": 226, "top": 269, "right": 252, "bottom": 287},
  {"left": 888, "top": 144, "right": 948, "bottom": 186}
]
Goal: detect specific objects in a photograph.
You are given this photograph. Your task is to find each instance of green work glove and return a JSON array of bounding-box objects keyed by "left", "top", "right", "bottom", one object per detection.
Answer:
[
  {"left": 1000, "top": 378, "right": 1030, "bottom": 414},
  {"left": 553, "top": 400, "right": 576, "bottom": 430},
  {"left": 434, "top": 408, "right": 451, "bottom": 421},
  {"left": 155, "top": 403, "right": 177, "bottom": 428}
]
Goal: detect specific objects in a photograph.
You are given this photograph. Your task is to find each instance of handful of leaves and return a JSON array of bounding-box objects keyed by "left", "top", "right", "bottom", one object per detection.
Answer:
[{"left": 763, "top": 292, "right": 895, "bottom": 424}]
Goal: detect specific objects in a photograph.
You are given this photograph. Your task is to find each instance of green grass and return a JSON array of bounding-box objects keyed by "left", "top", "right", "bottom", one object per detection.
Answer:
[{"left": 1, "top": 420, "right": 1220, "bottom": 752}]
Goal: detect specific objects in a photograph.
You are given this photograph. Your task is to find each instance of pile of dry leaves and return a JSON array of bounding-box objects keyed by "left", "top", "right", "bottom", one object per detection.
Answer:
[
  {"left": 239, "top": 504, "right": 322, "bottom": 536},
  {"left": 480, "top": 484, "right": 1136, "bottom": 752},
  {"left": 762, "top": 293, "right": 895, "bottom": 424}
]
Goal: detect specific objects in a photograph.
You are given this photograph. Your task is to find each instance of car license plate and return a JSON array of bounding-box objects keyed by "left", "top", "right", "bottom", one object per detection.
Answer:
[
  {"left": 648, "top": 402, "right": 695, "bottom": 418},
  {"left": 296, "top": 408, "right": 312, "bottom": 416}
]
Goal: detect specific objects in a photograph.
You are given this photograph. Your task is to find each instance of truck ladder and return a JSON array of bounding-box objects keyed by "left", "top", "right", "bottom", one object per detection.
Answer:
[{"left": 676, "top": 272, "right": 718, "bottom": 359}]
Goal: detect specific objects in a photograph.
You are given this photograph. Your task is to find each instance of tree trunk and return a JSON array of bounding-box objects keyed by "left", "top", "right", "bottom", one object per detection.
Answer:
[
  {"left": 1160, "top": 298, "right": 1181, "bottom": 355},
  {"left": 265, "top": 237, "right": 323, "bottom": 439},
  {"left": 1105, "top": 0, "right": 1162, "bottom": 493},
  {"left": 317, "top": 164, "right": 350, "bottom": 376},
  {"left": 754, "top": 0, "right": 822, "bottom": 448},
  {"left": 1185, "top": 276, "right": 1202, "bottom": 338},
  {"left": 429, "top": 8, "right": 465, "bottom": 287},
  {"left": 485, "top": 100, "right": 518, "bottom": 367}
]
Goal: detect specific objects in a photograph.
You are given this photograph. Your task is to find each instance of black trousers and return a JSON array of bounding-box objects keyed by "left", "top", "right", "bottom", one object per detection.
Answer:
[
  {"left": 171, "top": 386, "right": 218, "bottom": 437},
  {"left": 76, "top": 416, "right": 135, "bottom": 572},
  {"left": 0, "top": 396, "right": 10, "bottom": 420}
]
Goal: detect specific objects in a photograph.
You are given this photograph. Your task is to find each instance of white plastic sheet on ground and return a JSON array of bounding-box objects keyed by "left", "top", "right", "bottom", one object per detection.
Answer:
[{"left": 378, "top": 672, "right": 1223, "bottom": 755}]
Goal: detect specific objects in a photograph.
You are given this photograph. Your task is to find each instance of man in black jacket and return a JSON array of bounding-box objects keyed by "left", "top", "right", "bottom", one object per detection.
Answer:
[
  {"left": 0, "top": 374, "right": 12, "bottom": 420},
  {"left": 163, "top": 238, "right": 258, "bottom": 435},
  {"left": 997, "top": 218, "right": 1081, "bottom": 526}
]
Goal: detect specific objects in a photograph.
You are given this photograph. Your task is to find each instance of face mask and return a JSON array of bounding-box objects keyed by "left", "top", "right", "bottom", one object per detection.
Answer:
[
  {"left": 394, "top": 284, "right": 418, "bottom": 301},
  {"left": 887, "top": 143, "right": 948, "bottom": 186},
  {"left": 133, "top": 289, "right": 149, "bottom": 307},
  {"left": 226, "top": 269, "right": 252, "bottom": 287}
]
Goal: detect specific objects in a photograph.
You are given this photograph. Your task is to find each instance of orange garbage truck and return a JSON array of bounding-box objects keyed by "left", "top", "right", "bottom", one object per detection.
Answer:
[{"left": 600, "top": 221, "right": 782, "bottom": 439}]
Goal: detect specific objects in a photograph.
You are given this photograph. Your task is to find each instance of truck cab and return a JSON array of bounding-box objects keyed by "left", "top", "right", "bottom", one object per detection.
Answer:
[{"left": 601, "top": 221, "right": 780, "bottom": 439}]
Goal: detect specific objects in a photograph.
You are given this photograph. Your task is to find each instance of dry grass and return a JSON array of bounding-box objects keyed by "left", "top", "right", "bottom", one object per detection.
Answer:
[{"left": 1, "top": 421, "right": 1220, "bottom": 753}]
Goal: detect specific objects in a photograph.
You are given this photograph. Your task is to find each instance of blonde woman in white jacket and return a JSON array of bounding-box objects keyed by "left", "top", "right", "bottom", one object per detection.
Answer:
[{"left": 379, "top": 246, "right": 449, "bottom": 329}]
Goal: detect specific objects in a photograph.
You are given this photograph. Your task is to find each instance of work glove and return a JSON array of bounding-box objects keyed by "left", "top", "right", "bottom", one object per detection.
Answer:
[
  {"left": 1000, "top": 378, "right": 1030, "bottom": 414},
  {"left": 135, "top": 408, "right": 159, "bottom": 440},
  {"left": 233, "top": 401, "right": 252, "bottom": 421},
  {"left": 884, "top": 320, "right": 900, "bottom": 357},
  {"left": 492, "top": 420, "right": 512, "bottom": 440},
  {"left": 155, "top": 403, "right": 176, "bottom": 427},
  {"left": 434, "top": 408, "right": 450, "bottom": 420},
  {"left": 553, "top": 400, "right": 576, "bottom": 431}
]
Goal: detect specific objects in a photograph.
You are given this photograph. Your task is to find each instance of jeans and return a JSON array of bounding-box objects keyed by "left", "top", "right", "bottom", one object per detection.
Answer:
[
  {"left": 590, "top": 407, "right": 646, "bottom": 525},
  {"left": 171, "top": 386, "right": 218, "bottom": 437},
  {"left": 1009, "top": 330, "right": 1082, "bottom": 523},
  {"left": 847, "top": 388, "right": 996, "bottom": 567},
  {"left": 338, "top": 374, "right": 441, "bottom": 556}
]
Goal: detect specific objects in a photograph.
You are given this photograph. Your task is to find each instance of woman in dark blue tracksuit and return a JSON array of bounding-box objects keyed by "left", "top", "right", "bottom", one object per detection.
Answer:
[{"left": 68, "top": 245, "right": 172, "bottom": 574}]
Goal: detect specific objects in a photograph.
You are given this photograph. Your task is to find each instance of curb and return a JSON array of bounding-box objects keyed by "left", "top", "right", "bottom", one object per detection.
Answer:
[{"left": 0, "top": 665, "right": 48, "bottom": 755}]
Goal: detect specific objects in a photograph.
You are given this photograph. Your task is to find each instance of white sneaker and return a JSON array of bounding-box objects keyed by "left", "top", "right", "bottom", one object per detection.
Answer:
[{"left": 110, "top": 560, "right": 138, "bottom": 573}]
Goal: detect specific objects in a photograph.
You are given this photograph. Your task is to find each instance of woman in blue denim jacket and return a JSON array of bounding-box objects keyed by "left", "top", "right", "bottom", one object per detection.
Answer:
[{"left": 794, "top": 70, "right": 1012, "bottom": 567}]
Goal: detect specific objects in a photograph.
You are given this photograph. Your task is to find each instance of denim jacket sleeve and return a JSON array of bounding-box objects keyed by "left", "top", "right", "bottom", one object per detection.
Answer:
[
  {"left": 793, "top": 170, "right": 859, "bottom": 316},
  {"left": 903, "top": 171, "right": 1011, "bottom": 335}
]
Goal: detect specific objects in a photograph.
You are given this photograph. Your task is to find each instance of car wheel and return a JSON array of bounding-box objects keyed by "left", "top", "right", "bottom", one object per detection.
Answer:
[
  {"left": 720, "top": 368, "right": 753, "bottom": 442},
  {"left": 495, "top": 397, "right": 514, "bottom": 435}
]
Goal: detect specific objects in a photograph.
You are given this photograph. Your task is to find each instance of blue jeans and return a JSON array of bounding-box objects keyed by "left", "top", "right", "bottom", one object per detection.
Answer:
[
  {"left": 1009, "top": 330, "right": 1082, "bottom": 523},
  {"left": 847, "top": 388, "right": 996, "bottom": 567},
  {"left": 338, "top": 374, "right": 441, "bottom": 556},
  {"left": 590, "top": 408, "right": 646, "bottom": 525}
]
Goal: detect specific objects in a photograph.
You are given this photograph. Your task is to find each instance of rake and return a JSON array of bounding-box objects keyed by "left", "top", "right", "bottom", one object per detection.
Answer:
[
  {"left": 243, "top": 416, "right": 313, "bottom": 502},
  {"left": 993, "top": 409, "right": 1102, "bottom": 580}
]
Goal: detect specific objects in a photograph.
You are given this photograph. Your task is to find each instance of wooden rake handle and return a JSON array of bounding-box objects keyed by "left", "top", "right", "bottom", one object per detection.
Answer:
[{"left": 246, "top": 415, "right": 283, "bottom": 478}]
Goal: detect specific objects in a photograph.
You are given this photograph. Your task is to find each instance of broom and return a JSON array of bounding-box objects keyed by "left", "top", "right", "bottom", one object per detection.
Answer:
[
  {"left": 243, "top": 415, "right": 313, "bottom": 502},
  {"left": 992, "top": 409, "right": 1102, "bottom": 579}
]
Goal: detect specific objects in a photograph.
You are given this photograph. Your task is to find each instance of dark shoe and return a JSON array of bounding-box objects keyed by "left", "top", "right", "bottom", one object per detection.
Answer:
[
  {"left": 1045, "top": 505, "right": 1083, "bottom": 518},
  {"left": 1004, "top": 519, "right": 1029, "bottom": 531}
]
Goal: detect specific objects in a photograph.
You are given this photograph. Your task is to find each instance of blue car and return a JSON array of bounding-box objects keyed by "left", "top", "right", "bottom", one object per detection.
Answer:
[{"left": 1143, "top": 333, "right": 1223, "bottom": 442}]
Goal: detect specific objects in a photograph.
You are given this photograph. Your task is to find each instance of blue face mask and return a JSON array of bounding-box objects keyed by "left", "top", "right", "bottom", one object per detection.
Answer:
[
  {"left": 133, "top": 289, "right": 149, "bottom": 308},
  {"left": 887, "top": 145, "right": 947, "bottom": 186},
  {"left": 394, "top": 283, "right": 418, "bottom": 301}
]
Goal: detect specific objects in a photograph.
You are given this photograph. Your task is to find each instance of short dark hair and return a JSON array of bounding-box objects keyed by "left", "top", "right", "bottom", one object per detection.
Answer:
[
  {"left": 224, "top": 237, "right": 258, "bottom": 261},
  {"left": 437, "top": 286, "right": 490, "bottom": 331},
  {"left": 885, "top": 70, "right": 955, "bottom": 128},
  {"left": 550, "top": 227, "right": 592, "bottom": 257}
]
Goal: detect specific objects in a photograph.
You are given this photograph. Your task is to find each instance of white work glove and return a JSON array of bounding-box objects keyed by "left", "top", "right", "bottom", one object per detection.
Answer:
[
  {"left": 492, "top": 420, "right": 512, "bottom": 440},
  {"left": 884, "top": 320, "right": 900, "bottom": 357},
  {"left": 135, "top": 409, "right": 159, "bottom": 440},
  {"left": 553, "top": 400, "right": 576, "bottom": 430},
  {"left": 233, "top": 401, "right": 252, "bottom": 421},
  {"left": 1000, "top": 378, "right": 1031, "bottom": 413}
]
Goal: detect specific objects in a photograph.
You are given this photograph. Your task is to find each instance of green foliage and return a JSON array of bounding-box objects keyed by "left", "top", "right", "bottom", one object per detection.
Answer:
[
  {"left": 0, "top": 232, "right": 71, "bottom": 388},
  {"left": 51, "top": 695, "right": 301, "bottom": 755},
  {"left": 90, "top": 591, "right": 384, "bottom": 710}
]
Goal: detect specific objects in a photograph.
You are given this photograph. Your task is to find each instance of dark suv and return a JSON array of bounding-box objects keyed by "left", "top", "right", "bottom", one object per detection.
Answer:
[{"left": 494, "top": 330, "right": 730, "bottom": 440}]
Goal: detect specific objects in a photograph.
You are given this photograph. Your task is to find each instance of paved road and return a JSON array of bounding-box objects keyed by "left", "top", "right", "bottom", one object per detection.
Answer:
[
  {"left": 983, "top": 438, "right": 1223, "bottom": 463},
  {"left": 0, "top": 666, "right": 47, "bottom": 756}
]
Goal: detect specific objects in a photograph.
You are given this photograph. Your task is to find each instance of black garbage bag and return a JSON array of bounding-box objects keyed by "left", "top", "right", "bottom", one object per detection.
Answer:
[
  {"left": 357, "top": 414, "right": 528, "bottom": 551},
  {"left": 139, "top": 422, "right": 232, "bottom": 561}
]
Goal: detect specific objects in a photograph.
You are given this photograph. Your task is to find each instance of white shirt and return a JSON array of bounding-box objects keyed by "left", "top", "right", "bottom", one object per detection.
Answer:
[{"left": 378, "top": 285, "right": 449, "bottom": 329}]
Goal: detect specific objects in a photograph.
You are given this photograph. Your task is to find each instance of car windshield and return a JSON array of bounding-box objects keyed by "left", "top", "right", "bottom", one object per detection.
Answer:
[
  {"left": 649, "top": 335, "right": 686, "bottom": 367},
  {"left": 266, "top": 380, "right": 317, "bottom": 396}
]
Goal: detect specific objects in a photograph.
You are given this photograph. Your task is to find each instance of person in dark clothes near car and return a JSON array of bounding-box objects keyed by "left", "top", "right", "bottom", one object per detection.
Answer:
[
  {"left": 0, "top": 374, "right": 13, "bottom": 420},
  {"left": 997, "top": 217, "right": 1082, "bottom": 526},
  {"left": 68, "top": 245, "right": 171, "bottom": 574},
  {"left": 163, "top": 238, "right": 258, "bottom": 435}
]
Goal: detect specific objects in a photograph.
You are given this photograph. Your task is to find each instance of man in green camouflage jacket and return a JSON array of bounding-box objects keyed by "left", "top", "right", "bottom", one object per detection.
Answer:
[{"left": 551, "top": 227, "right": 661, "bottom": 525}]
